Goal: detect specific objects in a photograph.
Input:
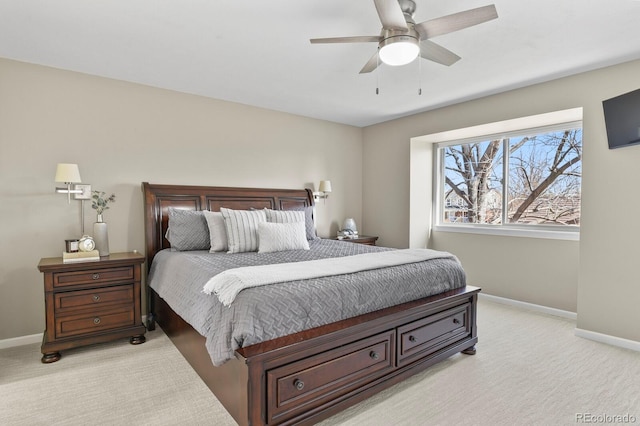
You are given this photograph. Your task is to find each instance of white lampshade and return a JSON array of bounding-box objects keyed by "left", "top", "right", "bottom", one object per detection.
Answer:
[
  {"left": 319, "top": 180, "right": 332, "bottom": 193},
  {"left": 379, "top": 38, "right": 419, "bottom": 66},
  {"left": 55, "top": 163, "right": 81, "bottom": 183}
]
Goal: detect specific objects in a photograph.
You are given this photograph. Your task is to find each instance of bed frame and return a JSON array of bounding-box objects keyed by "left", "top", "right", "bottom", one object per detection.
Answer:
[{"left": 142, "top": 182, "right": 479, "bottom": 426}]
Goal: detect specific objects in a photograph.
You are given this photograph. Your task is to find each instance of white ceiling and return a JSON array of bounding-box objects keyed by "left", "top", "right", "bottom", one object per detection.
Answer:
[{"left": 2, "top": 1, "right": 640, "bottom": 127}]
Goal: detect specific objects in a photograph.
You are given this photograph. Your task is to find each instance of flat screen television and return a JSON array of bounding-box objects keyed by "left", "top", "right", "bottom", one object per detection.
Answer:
[{"left": 602, "top": 88, "right": 640, "bottom": 149}]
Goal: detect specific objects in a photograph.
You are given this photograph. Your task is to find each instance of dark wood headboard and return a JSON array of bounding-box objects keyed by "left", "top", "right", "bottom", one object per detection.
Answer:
[{"left": 141, "top": 182, "right": 315, "bottom": 269}]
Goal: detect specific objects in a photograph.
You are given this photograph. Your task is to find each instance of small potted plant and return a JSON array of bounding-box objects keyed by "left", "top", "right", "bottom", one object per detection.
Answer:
[
  {"left": 91, "top": 190, "right": 115, "bottom": 256},
  {"left": 92, "top": 191, "right": 116, "bottom": 222}
]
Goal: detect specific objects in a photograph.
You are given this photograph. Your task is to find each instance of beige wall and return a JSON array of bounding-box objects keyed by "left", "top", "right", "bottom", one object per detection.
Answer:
[
  {"left": 0, "top": 58, "right": 363, "bottom": 340},
  {"left": 363, "top": 59, "right": 640, "bottom": 343},
  {"left": 3, "top": 55, "right": 640, "bottom": 346}
]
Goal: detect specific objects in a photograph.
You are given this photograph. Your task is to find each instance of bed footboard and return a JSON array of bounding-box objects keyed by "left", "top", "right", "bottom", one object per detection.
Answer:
[{"left": 152, "top": 285, "right": 479, "bottom": 426}]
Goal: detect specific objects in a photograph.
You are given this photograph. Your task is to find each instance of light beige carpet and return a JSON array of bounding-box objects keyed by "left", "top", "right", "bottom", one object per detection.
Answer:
[
  {"left": 0, "top": 326, "right": 235, "bottom": 425},
  {"left": 1, "top": 299, "right": 639, "bottom": 426}
]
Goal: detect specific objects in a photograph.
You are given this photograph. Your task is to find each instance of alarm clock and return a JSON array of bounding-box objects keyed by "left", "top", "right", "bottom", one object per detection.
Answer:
[{"left": 78, "top": 235, "right": 96, "bottom": 252}]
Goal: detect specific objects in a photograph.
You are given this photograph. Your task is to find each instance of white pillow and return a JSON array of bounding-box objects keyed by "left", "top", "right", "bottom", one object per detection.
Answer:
[
  {"left": 258, "top": 221, "right": 310, "bottom": 253},
  {"left": 264, "top": 208, "right": 318, "bottom": 240},
  {"left": 202, "top": 210, "right": 228, "bottom": 252},
  {"left": 264, "top": 209, "right": 305, "bottom": 224},
  {"left": 220, "top": 207, "right": 267, "bottom": 253}
]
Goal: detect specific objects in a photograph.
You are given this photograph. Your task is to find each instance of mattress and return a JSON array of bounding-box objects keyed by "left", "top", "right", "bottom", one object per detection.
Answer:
[{"left": 148, "top": 239, "right": 466, "bottom": 366}]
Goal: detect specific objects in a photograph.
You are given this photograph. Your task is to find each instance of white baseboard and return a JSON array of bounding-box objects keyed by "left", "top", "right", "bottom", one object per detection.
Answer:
[
  {"left": 477, "top": 293, "right": 640, "bottom": 353},
  {"left": 0, "top": 333, "right": 42, "bottom": 350},
  {"left": 575, "top": 328, "right": 640, "bottom": 352},
  {"left": 478, "top": 293, "right": 577, "bottom": 320}
]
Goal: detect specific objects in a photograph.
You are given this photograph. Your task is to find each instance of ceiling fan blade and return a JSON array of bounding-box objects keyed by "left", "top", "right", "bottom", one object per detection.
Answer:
[
  {"left": 359, "top": 52, "right": 380, "bottom": 74},
  {"left": 310, "top": 35, "right": 381, "bottom": 44},
  {"left": 420, "top": 40, "right": 461, "bottom": 66},
  {"left": 374, "top": 0, "right": 408, "bottom": 30},
  {"left": 415, "top": 4, "right": 498, "bottom": 40}
]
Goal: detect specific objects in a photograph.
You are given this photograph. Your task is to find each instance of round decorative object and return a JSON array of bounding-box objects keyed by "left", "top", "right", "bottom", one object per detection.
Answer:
[
  {"left": 343, "top": 218, "right": 357, "bottom": 233},
  {"left": 78, "top": 235, "right": 95, "bottom": 252}
]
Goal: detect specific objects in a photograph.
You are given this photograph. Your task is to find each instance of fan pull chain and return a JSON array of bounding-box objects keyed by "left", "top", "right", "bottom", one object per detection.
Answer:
[
  {"left": 376, "top": 53, "right": 380, "bottom": 95},
  {"left": 418, "top": 52, "right": 422, "bottom": 96}
]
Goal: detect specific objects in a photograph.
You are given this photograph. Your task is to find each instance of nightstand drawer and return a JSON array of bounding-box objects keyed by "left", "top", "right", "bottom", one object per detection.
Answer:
[
  {"left": 54, "top": 285, "right": 134, "bottom": 313},
  {"left": 331, "top": 235, "right": 378, "bottom": 246},
  {"left": 53, "top": 266, "right": 134, "bottom": 289},
  {"left": 55, "top": 306, "right": 135, "bottom": 339}
]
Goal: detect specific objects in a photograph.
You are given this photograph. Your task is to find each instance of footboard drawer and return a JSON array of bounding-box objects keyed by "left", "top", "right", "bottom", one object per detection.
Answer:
[
  {"left": 397, "top": 303, "right": 471, "bottom": 366},
  {"left": 266, "top": 330, "right": 395, "bottom": 424}
]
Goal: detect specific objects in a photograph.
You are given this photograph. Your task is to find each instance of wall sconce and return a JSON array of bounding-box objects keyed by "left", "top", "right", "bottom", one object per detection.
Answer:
[
  {"left": 55, "top": 163, "right": 92, "bottom": 236},
  {"left": 55, "top": 163, "right": 91, "bottom": 204},
  {"left": 55, "top": 163, "right": 82, "bottom": 203},
  {"left": 313, "top": 180, "right": 332, "bottom": 202},
  {"left": 56, "top": 163, "right": 91, "bottom": 204}
]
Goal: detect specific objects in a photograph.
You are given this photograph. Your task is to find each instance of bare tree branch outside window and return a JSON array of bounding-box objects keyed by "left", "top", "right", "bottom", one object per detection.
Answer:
[{"left": 442, "top": 127, "right": 582, "bottom": 226}]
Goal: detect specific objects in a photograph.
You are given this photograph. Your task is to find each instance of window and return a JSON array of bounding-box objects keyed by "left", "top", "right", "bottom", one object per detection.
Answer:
[{"left": 436, "top": 123, "right": 582, "bottom": 231}]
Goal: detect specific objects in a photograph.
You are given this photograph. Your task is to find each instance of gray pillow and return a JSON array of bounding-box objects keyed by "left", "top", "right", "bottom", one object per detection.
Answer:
[
  {"left": 203, "top": 210, "right": 228, "bottom": 252},
  {"left": 301, "top": 206, "right": 319, "bottom": 240},
  {"left": 166, "top": 208, "right": 210, "bottom": 251}
]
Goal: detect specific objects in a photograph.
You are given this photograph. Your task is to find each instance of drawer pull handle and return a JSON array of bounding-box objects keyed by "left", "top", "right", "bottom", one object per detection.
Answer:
[
  {"left": 93, "top": 317, "right": 101, "bottom": 325},
  {"left": 453, "top": 318, "right": 460, "bottom": 324},
  {"left": 293, "top": 379, "right": 304, "bottom": 391},
  {"left": 92, "top": 273, "right": 100, "bottom": 280},
  {"left": 92, "top": 295, "right": 101, "bottom": 302},
  {"left": 369, "top": 351, "right": 379, "bottom": 360},
  {"left": 408, "top": 335, "right": 416, "bottom": 343}
]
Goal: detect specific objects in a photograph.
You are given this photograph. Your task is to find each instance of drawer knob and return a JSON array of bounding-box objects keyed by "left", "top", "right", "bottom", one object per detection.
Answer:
[
  {"left": 369, "top": 351, "right": 379, "bottom": 360},
  {"left": 92, "top": 273, "right": 100, "bottom": 280},
  {"left": 92, "top": 294, "right": 101, "bottom": 302},
  {"left": 408, "top": 335, "right": 416, "bottom": 343},
  {"left": 93, "top": 317, "right": 101, "bottom": 325},
  {"left": 293, "top": 379, "right": 304, "bottom": 391},
  {"left": 453, "top": 318, "right": 460, "bottom": 324}
]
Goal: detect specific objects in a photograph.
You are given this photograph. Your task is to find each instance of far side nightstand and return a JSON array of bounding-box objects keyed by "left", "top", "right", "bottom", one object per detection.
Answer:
[
  {"left": 331, "top": 235, "right": 379, "bottom": 246},
  {"left": 38, "top": 252, "right": 146, "bottom": 363}
]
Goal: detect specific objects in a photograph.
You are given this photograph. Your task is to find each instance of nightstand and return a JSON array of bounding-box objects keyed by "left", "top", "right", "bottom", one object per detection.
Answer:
[
  {"left": 38, "top": 252, "right": 146, "bottom": 363},
  {"left": 332, "top": 235, "right": 379, "bottom": 246}
]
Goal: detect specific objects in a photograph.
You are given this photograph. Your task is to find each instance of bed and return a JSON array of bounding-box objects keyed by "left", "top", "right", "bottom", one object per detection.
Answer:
[{"left": 142, "top": 182, "right": 479, "bottom": 426}]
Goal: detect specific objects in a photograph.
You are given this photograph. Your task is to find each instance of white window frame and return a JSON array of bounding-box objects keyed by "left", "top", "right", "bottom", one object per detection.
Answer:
[{"left": 431, "top": 108, "right": 583, "bottom": 241}]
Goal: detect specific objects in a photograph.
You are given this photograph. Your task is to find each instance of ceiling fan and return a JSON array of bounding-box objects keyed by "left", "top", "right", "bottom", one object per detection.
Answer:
[{"left": 310, "top": 0, "right": 498, "bottom": 74}]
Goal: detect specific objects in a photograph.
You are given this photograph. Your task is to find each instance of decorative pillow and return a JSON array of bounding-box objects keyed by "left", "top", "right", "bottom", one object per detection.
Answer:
[
  {"left": 300, "top": 206, "right": 319, "bottom": 240},
  {"left": 166, "top": 208, "right": 210, "bottom": 251},
  {"left": 265, "top": 207, "right": 318, "bottom": 240},
  {"left": 258, "top": 221, "right": 310, "bottom": 253},
  {"left": 220, "top": 207, "right": 267, "bottom": 253},
  {"left": 202, "top": 210, "right": 228, "bottom": 252},
  {"left": 264, "top": 209, "right": 305, "bottom": 224}
]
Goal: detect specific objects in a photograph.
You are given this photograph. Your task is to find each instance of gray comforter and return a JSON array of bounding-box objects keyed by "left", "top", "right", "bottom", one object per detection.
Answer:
[{"left": 148, "top": 239, "right": 466, "bottom": 366}]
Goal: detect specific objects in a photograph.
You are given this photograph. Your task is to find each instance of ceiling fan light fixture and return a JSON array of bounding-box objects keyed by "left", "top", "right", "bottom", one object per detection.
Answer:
[{"left": 379, "top": 36, "right": 419, "bottom": 66}]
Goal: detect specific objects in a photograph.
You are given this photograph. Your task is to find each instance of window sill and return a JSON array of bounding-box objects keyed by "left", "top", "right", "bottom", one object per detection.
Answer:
[{"left": 432, "top": 224, "right": 579, "bottom": 241}]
